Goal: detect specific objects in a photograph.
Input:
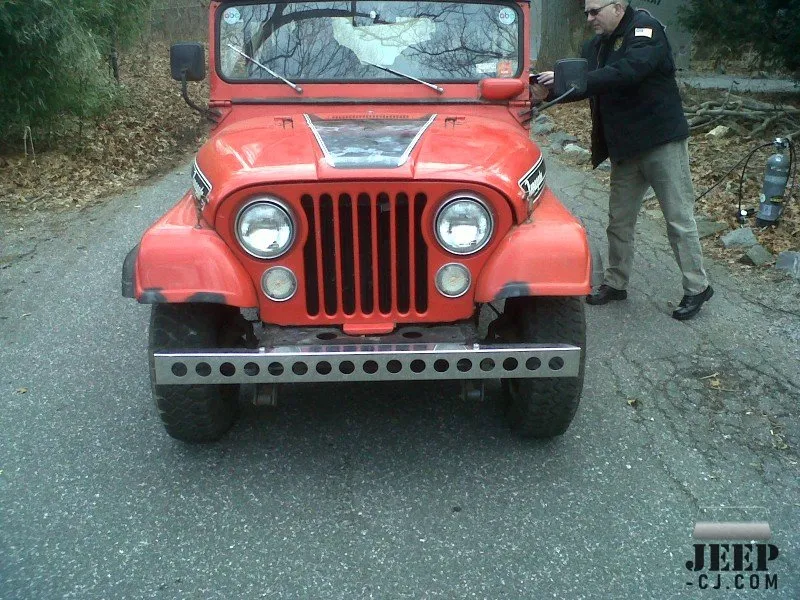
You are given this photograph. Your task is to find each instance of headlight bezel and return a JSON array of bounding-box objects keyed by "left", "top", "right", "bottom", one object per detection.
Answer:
[
  {"left": 434, "top": 193, "right": 494, "bottom": 256},
  {"left": 235, "top": 197, "right": 296, "bottom": 260}
]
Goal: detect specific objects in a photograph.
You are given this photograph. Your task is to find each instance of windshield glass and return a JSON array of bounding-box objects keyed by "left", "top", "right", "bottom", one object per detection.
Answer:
[{"left": 218, "top": 1, "right": 522, "bottom": 82}]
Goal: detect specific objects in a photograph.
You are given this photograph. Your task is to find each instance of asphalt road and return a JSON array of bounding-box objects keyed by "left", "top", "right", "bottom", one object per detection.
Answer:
[{"left": 1, "top": 150, "right": 798, "bottom": 599}]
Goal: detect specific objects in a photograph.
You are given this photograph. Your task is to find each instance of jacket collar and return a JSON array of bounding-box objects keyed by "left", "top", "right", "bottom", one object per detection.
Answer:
[{"left": 609, "top": 5, "right": 635, "bottom": 38}]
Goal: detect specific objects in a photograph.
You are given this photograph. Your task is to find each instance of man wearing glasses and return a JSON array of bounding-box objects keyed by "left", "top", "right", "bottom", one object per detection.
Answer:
[{"left": 534, "top": 0, "right": 713, "bottom": 321}]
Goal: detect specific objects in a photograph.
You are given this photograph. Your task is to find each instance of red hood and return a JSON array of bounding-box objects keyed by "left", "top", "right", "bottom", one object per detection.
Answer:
[{"left": 196, "top": 112, "right": 541, "bottom": 217}]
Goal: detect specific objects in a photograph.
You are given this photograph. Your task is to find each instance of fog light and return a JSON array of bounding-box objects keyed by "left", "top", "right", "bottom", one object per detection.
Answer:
[
  {"left": 435, "top": 263, "right": 471, "bottom": 298},
  {"left": 262, "top": 267, "right": 297, "bottom": 301}
]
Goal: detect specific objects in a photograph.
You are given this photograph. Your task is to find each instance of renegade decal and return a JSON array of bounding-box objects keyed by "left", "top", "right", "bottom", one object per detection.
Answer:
[
  {"left": 518, "top": 156, "right": 546, "bottom": 200},
  {"left": 304, "top": 114, "right": 436, "bottom": 168},
  {"left": 635, "top": 27, "right": 653, "bottom": 38},
  {"left": 191, "top": 160, "right": 212, "bottom": 206}
]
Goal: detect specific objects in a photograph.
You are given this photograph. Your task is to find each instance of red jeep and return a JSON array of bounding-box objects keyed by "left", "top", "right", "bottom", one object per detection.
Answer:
[{"left": 122, "top": 0, "right": 591, "bottom": 443}]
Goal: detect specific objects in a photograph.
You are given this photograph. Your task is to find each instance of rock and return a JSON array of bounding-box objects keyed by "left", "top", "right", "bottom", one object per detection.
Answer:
[
  {"left": 533, "top": 121, "right": 555, "bottom": 135},
  {"left": 644, "top": 187, "right": 656, "bottom": 201},
  {"left": 534, "top": 114, "right": 552, "bottom": 125},
  {"left": 550, "top": 142, "right": 564, "bottom": 155},
  {"left": 775, "top": 251, "right": 800, "bottom": 279},
  {"left": 739, "top": 244, "right": 773, "bottom": 267},
  {"left": 549, "top": 132, "right": 578, "bottom": 150},
  {"left": 596, "top": 159, "right": 612, "bottom": 172},
  {"left": 706, "top": 125, "right": 731, "bottom": 138},
  {"left": 695, "top": 217, "right": 728, "bottom": 239},
  {"left": 563, "top": 143, "right": 591, "bottom": 165},
  {"left": 720, "top": 227, "right": 758, "bottom": 249}
]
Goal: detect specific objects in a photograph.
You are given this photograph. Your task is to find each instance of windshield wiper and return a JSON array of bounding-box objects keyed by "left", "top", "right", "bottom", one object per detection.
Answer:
[
  {"left": 226, "top": 44, "right": 302, "bottom": 94},
  {"left": 362, "top": 61, "right": 443, "bottom": 94}
]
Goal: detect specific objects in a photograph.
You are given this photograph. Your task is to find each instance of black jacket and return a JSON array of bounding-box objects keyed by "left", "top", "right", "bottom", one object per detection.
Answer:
[{"left": 577, "top": 6, "right": 689, "bottom": 167}]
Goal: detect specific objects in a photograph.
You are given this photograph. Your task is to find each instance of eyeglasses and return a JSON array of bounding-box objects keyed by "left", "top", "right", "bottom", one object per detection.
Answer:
[{"left": 584, "top": 2, "right": 617, "bottom": 17}]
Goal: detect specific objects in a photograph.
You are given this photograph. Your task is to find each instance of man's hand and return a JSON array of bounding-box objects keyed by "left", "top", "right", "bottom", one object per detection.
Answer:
[{"left": 534, "top": 71, "right": 555, "bottom": 87}]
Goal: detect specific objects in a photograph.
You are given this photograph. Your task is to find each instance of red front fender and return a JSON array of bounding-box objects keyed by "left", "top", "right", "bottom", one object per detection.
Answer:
[
  {"left": 475, "top": 191, "right": 592, "bottom": 301},
  {"left": 127, "top": 193, "right": 257, "bottom": 307}
]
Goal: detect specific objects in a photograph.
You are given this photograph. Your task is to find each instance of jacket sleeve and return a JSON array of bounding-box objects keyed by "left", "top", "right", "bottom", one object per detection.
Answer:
[{"left": 586, "top": 21, "right": 670, "bottom": 95}]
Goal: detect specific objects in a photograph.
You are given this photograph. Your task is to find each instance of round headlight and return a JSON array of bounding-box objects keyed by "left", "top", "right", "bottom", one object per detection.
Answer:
[
  {"left": 262, "top": 267, "right": 297, "bottom": 302},
  {"left": 435, "top": 195, "right": 493, "bottom": 255},
  {"left": 236, "top": 199, "right": 295, "bottom": 259}
]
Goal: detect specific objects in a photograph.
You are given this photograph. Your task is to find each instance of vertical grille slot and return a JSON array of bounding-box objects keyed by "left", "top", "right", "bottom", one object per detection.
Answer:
[
  {"left": 338, "top": 194, "right": 356, "bottom": 314},
  {"left": 377, "top": 193, "right": 392, "bottom": 314},
  {"left": 357, "top": 193, "right": 374, "bottom": 314},
  {"left": 319, "top": 194, "right": 337, "bottom": 315},
  {"left": 414, "top": 193, "right": 429, "bottom": 313},
  {"left": 396, "top": 193, "right": 411, "bottom": 314},
  {"left": 301, "top": 189, "right": 428, "bottom": 319},
  {"left": 301, "top": 195, "right": 320, "bottom": 316}
]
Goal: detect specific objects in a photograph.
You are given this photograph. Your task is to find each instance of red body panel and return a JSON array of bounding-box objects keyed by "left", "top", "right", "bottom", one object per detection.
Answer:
[
  {"left": 133, "top": 193, "right": 257, "bottom": 307},
  {"left": 474, "top": 190, "right": 592, "bottom": 301}
]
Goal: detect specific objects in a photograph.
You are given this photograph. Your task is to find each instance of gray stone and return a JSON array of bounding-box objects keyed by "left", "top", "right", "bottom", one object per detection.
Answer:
[
  {"left": 563, "top": 144, "right": 591, "bottom": 165},
  {"left": 596, "top": 160, "right": 612, "bottom": 172},
  {"left": 739, "top": 244, "right": 773, "bottom": 267},
  {"left": 720, "top": 227, "right": 758, "bottom": 249},
  {"left": 775, "top": 251, "right": 800, "bottom": 279},
  {"left": 695, "top": 217, "right": 728, "bottom": 239},
  {"left": 549, "top": 132, "right": 579, "bottom": 150},
  {"left": 550, "top": 142, "right": 564, "bottom": 155},
  {"left": 533, "top": 121, "right": 555, "bottom": 135},
  {"left": 644, "top": 187, "right": 656, "bottom": 201},
  {"left": 534, "top": 114, "right": 552, "bottom": 125}
]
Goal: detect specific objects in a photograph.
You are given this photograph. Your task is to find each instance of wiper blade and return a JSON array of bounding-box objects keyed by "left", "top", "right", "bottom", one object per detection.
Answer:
[
  {"left": 362, "top": 61, "right": 443, "bottom": 94},
  {"left": 226, "top": 44, "right": 302, "bottom": 94}
]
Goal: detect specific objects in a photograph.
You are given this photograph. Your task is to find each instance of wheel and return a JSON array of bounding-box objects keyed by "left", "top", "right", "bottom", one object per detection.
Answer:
[
  {"left": 500, "top": 296, "right": 586, "bottom": 438},
  {"left": 148, "top": 303, "right": 243, "bottom": 443}
]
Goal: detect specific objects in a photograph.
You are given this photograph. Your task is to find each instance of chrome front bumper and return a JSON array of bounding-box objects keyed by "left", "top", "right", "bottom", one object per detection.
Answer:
[{"left": 153, "top": 343, "right": 582, "bottom": 385}]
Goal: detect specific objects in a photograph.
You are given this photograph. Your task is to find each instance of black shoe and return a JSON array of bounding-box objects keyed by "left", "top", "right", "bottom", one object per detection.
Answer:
[
  {"left": 586, "top": 285, "right": 628, "bottom": 305},
  {"left": 672, "top": 286, "right": 714, "bottom": 321}
]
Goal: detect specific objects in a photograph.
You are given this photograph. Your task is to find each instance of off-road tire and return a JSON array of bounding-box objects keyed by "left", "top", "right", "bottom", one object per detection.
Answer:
[
  {"left": 501, "top": 296, "right": 586, "bottom": 438},
  {"left": 149, "top": 303, "right": 241, "bottom": 443}
]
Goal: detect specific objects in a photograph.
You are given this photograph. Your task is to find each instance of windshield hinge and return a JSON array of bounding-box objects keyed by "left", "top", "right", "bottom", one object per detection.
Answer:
[{"left": 209, "top": 100, "right": 233, "bottom": 108}]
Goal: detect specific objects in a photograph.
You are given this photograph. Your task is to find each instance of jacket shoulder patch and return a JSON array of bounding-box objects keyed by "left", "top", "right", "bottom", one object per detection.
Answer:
[{"left": 635, "top": 27, "right": 653, "bottom": 38}]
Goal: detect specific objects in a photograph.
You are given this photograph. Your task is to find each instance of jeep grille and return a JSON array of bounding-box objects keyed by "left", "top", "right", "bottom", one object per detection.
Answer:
[{"left": 300, "top": 192, "right": 429, "bottom": 317}]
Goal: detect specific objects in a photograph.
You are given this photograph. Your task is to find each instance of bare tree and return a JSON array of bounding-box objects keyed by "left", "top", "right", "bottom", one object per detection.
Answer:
[{"left": 535, "top": 0, "right": 587, "bottom": 68}]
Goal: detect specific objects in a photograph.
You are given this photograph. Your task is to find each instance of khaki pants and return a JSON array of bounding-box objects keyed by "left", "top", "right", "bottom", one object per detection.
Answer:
[{"left": 604, "top": 139, "right": 709, "bottom": 295}]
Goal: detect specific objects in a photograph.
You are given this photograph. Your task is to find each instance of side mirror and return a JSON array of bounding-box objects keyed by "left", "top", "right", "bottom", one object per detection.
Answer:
[
  {"left": 553, "top": 58, "right": 588, "bottom": 97},
  {"left": 170, "top": 43, "right": 205, "bottom": 81}
]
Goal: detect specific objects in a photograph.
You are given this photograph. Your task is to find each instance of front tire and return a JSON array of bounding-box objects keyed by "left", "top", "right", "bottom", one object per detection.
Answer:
[
  {"left": 501, "top": 297, "right": 586, "bottom": 438},
  {"left": 148, "top": 303, "right": 242, "bottom": 443}
]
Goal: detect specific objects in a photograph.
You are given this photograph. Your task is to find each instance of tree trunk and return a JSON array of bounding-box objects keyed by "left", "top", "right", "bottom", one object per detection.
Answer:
[{"left": 534, "top": 0, "right": 587, "bottom": 69}]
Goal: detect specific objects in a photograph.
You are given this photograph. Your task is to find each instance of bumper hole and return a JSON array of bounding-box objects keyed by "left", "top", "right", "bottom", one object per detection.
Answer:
[
  {"left": 410, "top": 360, "right": 425, "bottom": 373},
  {"left": 317, "top": 332, "right": 337, "bottom": 341},
  {"left": 339, "top": 361, "right": 355, "bottom": 374},
  {"left": 434, "top": 359, "right": 449, "bottom": 373},
  {"left": 503, "top": 358, "right": 519, "bottom": 371},
  {"left": 220, "top": 362, "right": 236, "bottom": 377},
  {"left": 292, "top": 362, "right": 308, "bottom": 376},
  {"left": 457, "top": 359, "right": 472, "bottom": 372},
  {"left": 549, "top": 357, "right": 565, "bottom": 371},
  {"left": 480, "top": 358, "right": 495, "bottom": 372},
  {"left": 171, "top": 363, "right": 187, "bottom": 377},
  {"left": 268, "top": 362, "right": 284, "bottom": 376},
  {"left": 363, "top": 360, "right": 379, "bottom": 374},
  {"left": 387, "top": 360, "right": 402, "bottom": 374},
  {"left": 316, "top": 361, "right": 332, "bottom": 375},
  {"left": 196, "top": 363, "right": 212, "bottom": 377},
  {"left": 526, "top": 357, "right": 542, "bottom": 371},
  {"left": 244, "top": 362, "right": 259, "bottom": 376},
  {"left": 402, "top": 331, "right": 423, "bottom": 339}
]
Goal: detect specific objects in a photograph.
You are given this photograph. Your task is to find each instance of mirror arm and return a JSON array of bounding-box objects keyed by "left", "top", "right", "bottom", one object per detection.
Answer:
[
  {"left": 518, "top": 85, "right": 577, "bottom": 121},
  {"left": 181, "top": 72, "right": 219, "bottom": 123}
]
